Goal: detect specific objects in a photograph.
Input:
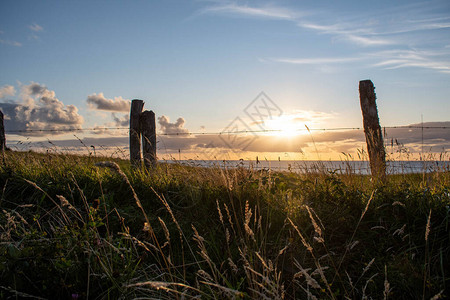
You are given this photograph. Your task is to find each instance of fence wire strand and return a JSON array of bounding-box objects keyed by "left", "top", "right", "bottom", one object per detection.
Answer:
[{"left": 5, "top": 125, "right": 450, "bottom": 135}]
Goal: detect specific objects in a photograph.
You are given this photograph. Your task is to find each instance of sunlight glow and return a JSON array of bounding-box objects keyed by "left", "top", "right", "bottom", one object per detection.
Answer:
[
  {"left": 263, "top": 110, "right": 336, "bottom": 137},
  {"left": 265, "top": 114, "right": 308, "bottom": 137}
]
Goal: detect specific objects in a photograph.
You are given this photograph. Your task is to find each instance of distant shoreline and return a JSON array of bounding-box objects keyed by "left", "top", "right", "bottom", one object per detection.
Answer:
[{"left": 164, "top": 159, "right": 450, "bottom": 175}]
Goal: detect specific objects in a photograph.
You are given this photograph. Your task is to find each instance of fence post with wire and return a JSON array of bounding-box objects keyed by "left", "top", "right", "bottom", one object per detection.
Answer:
[
  {"left": 1, "top": 89, "right": 449, "bottom": 168},
  {"left": 129, "top": 99, "right": 157, "bottom": 169},
  {"left": 130, "top": 99, "right": 144, "bottom": 168},
  {"left": 359, "top": 80, "right": 386, "bottom": 179},
  {"left": 141, "top": 110, "right": 157, "bottom": 169}
]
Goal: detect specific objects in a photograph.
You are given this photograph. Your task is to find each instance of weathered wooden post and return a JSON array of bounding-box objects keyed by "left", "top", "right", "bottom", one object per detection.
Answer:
[
  {"left": 359, "top": 80, "right": 386, "bottom": 179},
  {"left": 141, "top": 110, "right": 157, "bottom": 169},
  {"left": 0, "top": 110, "right": 5, "bottom": 153},
  {"left": 130, "top": 99, "right": 144, "bottom": 168}
]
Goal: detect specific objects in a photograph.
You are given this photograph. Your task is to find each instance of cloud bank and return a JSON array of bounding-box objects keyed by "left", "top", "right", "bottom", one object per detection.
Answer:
[
  {"left": 0, "top": 82, "right": 84, "bottom": 135},
  {"left": 9, "top": 121, "right": 448, "bottom": 160}
]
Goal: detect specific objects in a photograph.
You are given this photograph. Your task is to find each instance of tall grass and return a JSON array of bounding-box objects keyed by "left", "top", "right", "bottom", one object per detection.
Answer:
[{"left": 0, "top": 150, "right": 449, "bottom": 299}]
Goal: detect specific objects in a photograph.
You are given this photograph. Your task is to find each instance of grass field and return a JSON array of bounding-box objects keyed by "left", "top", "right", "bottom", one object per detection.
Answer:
[{"left": 0, "top": 150, "right": 449, "bottom": 299}]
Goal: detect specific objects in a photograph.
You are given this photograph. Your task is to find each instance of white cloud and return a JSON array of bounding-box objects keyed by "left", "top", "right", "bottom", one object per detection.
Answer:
[
  {"left": 86, "top": 93, "right": 131, "bottom": 112},
  {"left": 343, "top": 34, "right": 393, "bottom": 47},
  {"left": 0, "top": 85, "right": 16, "bottom": 98},
  {"left": 0, "top": 82, "right": 84, "bottom": 135},
  {"left": 199, "top": 3, "right": 301, "bottom": 20},
  {"left": 297, "top": 20, "right": 394, "bottom": 47},
  {"left": 199, "top": 2, "right": 394, "bottom": 47},
  {"left": 158, "top": 115, "right": 189, "bottom": 135},
  {"left": 270, "top": 46, "right": 450, "bottom": 74},
  {"left": 298, "top": 21, "right": 372, "bottom": 36},
  {"left": 200, "top": 2, "right": 450, "bottom": 55},
  {"left": 370, "top": 49, "right": 450, "bottom": 74},
  {"left": 271, "top": 57, "right": 362, "bottom": 65}
]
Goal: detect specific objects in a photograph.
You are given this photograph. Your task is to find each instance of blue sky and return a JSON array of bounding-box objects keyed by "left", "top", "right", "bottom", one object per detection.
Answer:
[{"left": 0, "top": 0, "right": 449, "bottom": 159}]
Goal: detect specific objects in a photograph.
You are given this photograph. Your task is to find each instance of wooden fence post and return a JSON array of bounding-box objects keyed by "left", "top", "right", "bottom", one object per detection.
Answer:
[
  {"left": 141, "top": 110, "right": 157, "bottom": 169},
  {"left": 130, "top": 99, "right": 144, "bottom": 168},
  {"left": 0, "top": 110, "right": 5, "bottom": 153},
  {"left": 359, "top": 80, "right": 386, "bottom": 179}
]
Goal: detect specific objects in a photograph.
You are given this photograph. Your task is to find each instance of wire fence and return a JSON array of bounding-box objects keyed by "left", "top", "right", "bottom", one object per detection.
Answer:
[
  {"left": 5, "top": 123, "right": 449, "bottom": 175},
  {"left": 5, "top": 125, "right": 450, "bottom": 135},
  {"left": 5, "top": 124, "right": 449, "bottom": 163}
]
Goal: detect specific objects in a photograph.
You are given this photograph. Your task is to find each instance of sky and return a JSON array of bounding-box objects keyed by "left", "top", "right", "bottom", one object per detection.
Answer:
[{"left": 0, "top": 0, "right": 449, "bottom": 160}]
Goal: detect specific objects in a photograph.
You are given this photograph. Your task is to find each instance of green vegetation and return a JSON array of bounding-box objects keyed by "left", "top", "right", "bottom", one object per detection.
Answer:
[{"left": 0, "top": 150, "right": 449, "bottom": 299}]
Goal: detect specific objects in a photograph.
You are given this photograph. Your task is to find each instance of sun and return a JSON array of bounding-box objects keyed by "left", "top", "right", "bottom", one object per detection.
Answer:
[
  {"left": 265, "top": 115, "right": 303, "bottom": 137},
  {"left": 279, "top": 124, "right": 299, "bottom": 137}
]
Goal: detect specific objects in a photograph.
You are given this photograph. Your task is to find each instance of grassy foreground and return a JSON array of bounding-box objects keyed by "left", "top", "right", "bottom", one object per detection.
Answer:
[{"left": 0, "top": 151, "right": 449, "bottom": 299}]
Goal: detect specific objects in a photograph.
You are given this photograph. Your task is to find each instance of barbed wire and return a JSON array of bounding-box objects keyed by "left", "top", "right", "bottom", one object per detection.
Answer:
[
  {"left": 5, "top": 127, "right": 127, "bottom": 133},
  {"left": 4, "top": 125, "right": 450, "bottom": 135}
]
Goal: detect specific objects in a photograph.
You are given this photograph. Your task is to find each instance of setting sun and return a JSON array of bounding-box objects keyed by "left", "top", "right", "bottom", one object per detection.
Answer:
[
  {"left": 265, "top": 116, "right": 298, "bottom": 137},
  {"left": 265, "top": 113, "right": 316, "bottom": 137}
]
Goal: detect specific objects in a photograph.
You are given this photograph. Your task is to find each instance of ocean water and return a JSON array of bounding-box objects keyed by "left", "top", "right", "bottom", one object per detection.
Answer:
[{"left": 164, "top": 160, "right": 450, "bottom": 175}]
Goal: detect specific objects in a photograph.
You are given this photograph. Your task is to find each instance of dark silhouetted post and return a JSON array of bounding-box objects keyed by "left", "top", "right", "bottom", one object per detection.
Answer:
[
  {"left": 0, "top": 110, "right": 5, "bottom": 153},
  {"left": 359, "top": 80, "right": 386, "bottom": 179},
  {"left": 130, "top": 99, "right": 144, "bottom": 168},
  {"left": 141, "top": 110, "right": 157, "bottom": 169}
]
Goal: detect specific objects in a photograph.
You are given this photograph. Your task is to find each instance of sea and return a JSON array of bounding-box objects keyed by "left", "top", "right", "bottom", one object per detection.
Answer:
[{"left": 164, "top": 160, "right": 450, "bottom": 175}]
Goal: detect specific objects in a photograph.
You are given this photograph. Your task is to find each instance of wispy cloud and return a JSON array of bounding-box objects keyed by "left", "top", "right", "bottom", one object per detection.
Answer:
[
  {"left": 296, "top": 3, "right": 450, "bottom": 47},
  {"left": 198, "top": 3, "right": 301, "bottom": 20},
  {"left": 199, "top": 2, "right": 394, "bottom": 47},
  {"left": 28, "top": 23, "right": 44, "bottom": 41},
  {"left": 298, "top": 21, "right": 379, "bottom": 38},
  {"left": 382, "top": 19, "right": 450, "bottom": 35},
  {"left": 370, "top": 49, "right": 450, "bottom": 74},
  {"left": 271, "top": 48, "right": 450, "bottom": 74},
  {"left": 0, "top": 39, "right": 22, "bottom": 47},
  {"left": 296, "top": 19, "right": 395, "bottom": 47},
  {"left": 270, "top": 57, "right": 362, "bottom": 65},
  {"left": 29, "top": 23, "right": 43, "bottom": 32},
  {"left": 1, "top": 23, "right": 44, "bottom": 46},
  {"left": 343, "top": 34, "right": 393, "bottom": 47},
  {"left": 199, "top": 1, "right": 450, "bottom": 53}
]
